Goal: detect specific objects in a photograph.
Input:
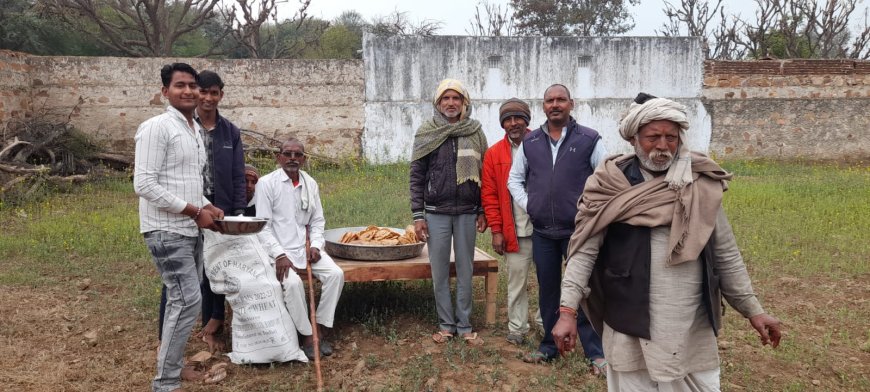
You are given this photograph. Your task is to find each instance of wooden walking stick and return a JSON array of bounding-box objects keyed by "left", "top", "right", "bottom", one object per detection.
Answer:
[{"left": 305, "top": 225, "right": 324, "bottom": 391}]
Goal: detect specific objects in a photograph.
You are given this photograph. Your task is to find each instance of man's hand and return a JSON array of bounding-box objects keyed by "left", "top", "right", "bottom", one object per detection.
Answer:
[
  {"left": 414, "top": 220, "right": 429, "bottom": 242},
  {"left": 552, "top": 314, "right": 578, "bottom": 356},
  {"left": 308, "top": 247, "right": 321, "bottom": 264},
  {"left": 275, "top": 255, "right": 292, "bottom": 282},
  {"left": 476, "top": 214, "right": 487, "bottom": 233},
  {"left": 203, "top": 204, "right": 225, "bottom": 219},
  {"left": 749, "top": 313, "right": 783, "bottom": 348},
  {"left": 491, "top": 232, "right": 506, "bottom": 255},
  {"left": 195, "top": 205, "right": 223, "bottom": 231}
]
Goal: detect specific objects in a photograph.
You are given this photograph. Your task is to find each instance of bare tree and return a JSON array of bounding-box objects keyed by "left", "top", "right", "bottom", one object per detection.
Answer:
[
  {"left": 661, "top": 0, "right": 870, "bottom": 59},
  {"left": 40, "top": 0, "right": 221, "bottom": 57},
  {"left": 710, "top": 10, "right": 747, "bottom": 60},
  {"left": 659, "top": 0, "right": 723, "bottom": 57},
  {"left": 467, "top": 0, "right": 515, "bottom": 36},
  {"left": 219, "top": 0, "right": 323, "bottom": 58},
  {"left": 659, "top": 0, "right": 751, "bottom": 59},
  {"left": 369, "top": 10, "right": 442, "bottom": 36},
  {"left": 848, "top": 8, "right": 870, "bottom": 59},
  {"left": 802, "top": 0, "right": 867, "bottom": 58},
  {"left": 219, "top": 0, "right": 282, "bottom": 58},
  {"left": 736, "top": 0, "right": 780, "bottom": 58}
]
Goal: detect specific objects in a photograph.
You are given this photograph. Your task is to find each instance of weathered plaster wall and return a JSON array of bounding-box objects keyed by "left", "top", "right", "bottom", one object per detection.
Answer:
[
  {"left": 0, "top": 50, "right": 32, "bottom": 128},
  {"left": 362, "top": 35, "right": 709, "bottom": 163},
  {"left": 24, "top": 57, "right": 364, "bottom": 158},
  {"left": 703, "top": 60, "right": 870, "bottom": 160}
]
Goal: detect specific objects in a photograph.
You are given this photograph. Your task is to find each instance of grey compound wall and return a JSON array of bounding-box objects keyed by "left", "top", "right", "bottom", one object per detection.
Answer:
[
  {"left": 22, "top": 56, "right": 364, "bottom": 158},
  {"left": 362, "top": 35, "right": 709, "bottom": 163}
]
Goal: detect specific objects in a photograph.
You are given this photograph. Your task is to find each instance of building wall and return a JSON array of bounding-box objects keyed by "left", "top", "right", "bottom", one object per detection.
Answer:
[
  {"left": 2, "top": 47, "right": 869, "bottom": 162},
  {"left": 0, "top": 50, "right": 32, "bottom": 127},
  {"left": 704, "top": 60, "right": 870, "bottom": 160},
  {"left": 23, "top": 56, "right": 364, "bottom": 158},
  {"left": 363, "top": 35, "right": 709, "bottom": 163}
]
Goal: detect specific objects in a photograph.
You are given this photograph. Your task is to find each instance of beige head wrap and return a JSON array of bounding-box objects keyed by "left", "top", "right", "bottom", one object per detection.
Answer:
[
  {"left": 618, "top": 97, "right": 693, "bottom": 190},
  {"left": 433, "top": 79, "right": 471, "bottom": 120}
]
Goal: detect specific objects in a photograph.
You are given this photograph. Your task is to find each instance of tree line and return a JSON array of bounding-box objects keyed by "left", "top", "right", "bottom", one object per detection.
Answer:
[{"left": 2, "top": 0, "right": 868, "bottom": 60}]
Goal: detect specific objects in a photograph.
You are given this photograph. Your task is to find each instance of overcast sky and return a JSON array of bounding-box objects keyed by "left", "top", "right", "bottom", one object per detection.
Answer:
[{"left": 291, "top": 0, "right": 764, "bottom": 36}]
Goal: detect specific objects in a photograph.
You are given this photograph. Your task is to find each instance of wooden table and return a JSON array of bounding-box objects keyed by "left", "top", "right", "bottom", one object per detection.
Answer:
[{"left": 323, "top": 246, "right": 499, "bottom": 325}]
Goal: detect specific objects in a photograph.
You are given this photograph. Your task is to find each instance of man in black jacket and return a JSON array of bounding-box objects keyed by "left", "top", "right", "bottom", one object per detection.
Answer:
[
  {"left": 410, "top": 79, "right": 488, "bottom": 345},
  {"left": 194, "top": 70, "right": 247, "bottom": 351}
]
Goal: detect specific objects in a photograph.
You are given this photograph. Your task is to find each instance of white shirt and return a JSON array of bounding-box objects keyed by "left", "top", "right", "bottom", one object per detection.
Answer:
[
  {"left": 509, "top": 141, "right": 533, "bottom": 237},
  {"left": 134, "top": 106, "right": 209, "bottom": 236},
  {"left": 507, "top": 127, "right": 608, "bottom": 211},
  {"left": 254, "top": 168, "right": 326, "bottom": 269}
]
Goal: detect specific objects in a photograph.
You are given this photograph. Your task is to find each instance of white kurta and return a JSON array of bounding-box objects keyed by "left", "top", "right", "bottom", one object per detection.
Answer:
[{"left": 561, "top": 170, "right": 765, "bottom": 385}]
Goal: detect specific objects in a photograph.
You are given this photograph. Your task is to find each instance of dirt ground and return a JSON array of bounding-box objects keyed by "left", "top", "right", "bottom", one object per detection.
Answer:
[{"left": 1, "top": 272, "right": 868, "bottom": 391}]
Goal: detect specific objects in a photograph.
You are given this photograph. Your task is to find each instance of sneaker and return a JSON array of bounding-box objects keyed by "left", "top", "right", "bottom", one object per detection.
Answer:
[{"left": 506, "top": 333, "right": 525, "bottom": 346}]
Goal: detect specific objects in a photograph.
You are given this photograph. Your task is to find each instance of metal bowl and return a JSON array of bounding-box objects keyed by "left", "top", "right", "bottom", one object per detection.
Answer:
[
  {"left": 324, "top": 226, "right": 425, "bottom": 261},
  {"left": 214, "top": 216, "right": 269, "bottom": 235}
]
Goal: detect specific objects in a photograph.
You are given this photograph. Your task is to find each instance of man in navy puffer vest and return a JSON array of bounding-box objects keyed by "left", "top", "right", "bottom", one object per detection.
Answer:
[{"left": 507, "top": 84, "right": 607, "bottom": 372}]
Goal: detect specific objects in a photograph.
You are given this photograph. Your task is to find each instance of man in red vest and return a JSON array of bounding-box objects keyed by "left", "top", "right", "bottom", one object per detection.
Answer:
[{"left": 481, "top": 98, "right": 540, "bottom": 346}]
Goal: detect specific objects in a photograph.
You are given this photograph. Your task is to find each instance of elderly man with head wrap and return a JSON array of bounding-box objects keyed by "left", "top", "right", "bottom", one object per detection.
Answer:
[
  {"left": 410, "top": 79, "right": 488, "bottom": 345},
  {"left": 243, "top": 164, "right": 259, "bottom": 217},
  {"left": 552, "top": 93, "right": 783, "bottom": 390}
]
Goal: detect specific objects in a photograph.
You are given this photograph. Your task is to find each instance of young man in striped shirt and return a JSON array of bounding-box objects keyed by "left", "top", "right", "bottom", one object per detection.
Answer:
[{"left": 134, "top": 63, "right": 224, "bottom": 392}]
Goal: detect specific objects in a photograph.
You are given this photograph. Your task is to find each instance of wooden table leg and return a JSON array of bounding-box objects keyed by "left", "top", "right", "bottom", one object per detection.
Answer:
[{"left": 485, "top": 266, "right": 498, "bottom": 325}]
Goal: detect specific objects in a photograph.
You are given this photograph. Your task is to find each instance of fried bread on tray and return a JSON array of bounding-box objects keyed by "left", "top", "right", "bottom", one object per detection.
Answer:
[{"left": 339, "top": 225, "right": 422, "bottom": 246}]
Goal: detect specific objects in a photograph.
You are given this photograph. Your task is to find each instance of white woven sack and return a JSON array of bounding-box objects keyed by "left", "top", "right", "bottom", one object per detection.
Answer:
[{"left": 203, "top": 230, "right": 308, "bottom": 364}]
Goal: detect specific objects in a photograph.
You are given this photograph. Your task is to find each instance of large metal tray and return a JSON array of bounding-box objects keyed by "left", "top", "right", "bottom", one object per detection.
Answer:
[
  {"left": 323, "top": 226, "right": 425, "bottom": 261},
  {"left": 214, "top": 216, "right": 269, "bottom": 235}
]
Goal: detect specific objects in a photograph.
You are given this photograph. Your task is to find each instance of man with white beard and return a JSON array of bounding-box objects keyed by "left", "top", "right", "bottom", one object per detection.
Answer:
[{"left": 552, "top": 93, "right": 783, "bottom": 391}]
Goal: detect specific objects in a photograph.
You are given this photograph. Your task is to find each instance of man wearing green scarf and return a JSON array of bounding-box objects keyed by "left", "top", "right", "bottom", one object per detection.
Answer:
[{"left": 410, "top": 79, "right": 488, "bottom": 345}]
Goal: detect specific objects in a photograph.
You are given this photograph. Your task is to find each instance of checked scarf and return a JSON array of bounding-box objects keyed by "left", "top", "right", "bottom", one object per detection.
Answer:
[{"left": 412, "top": 110, "right": 487, "bottom": 186}]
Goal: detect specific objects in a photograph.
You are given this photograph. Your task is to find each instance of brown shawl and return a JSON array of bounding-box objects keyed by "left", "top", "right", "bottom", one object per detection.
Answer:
[{"left": 566, "top": 152, "right": 733, "bottom": 265}]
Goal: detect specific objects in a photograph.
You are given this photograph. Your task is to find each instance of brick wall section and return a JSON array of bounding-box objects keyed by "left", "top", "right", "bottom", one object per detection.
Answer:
[
  {"left": 704, "top": 59, "right": 870, "bottom": 99},
  {"left": 707, "top": 98, "right": 867, "bottom": 159},
  {"left": 703, "top": 59, "right": 870, "bottom": 160},
  {"left": 21, "top": 56, "right": 364, "bottom": 159},
  {"left": 0, "top": 50, "right": 32, "bottom": 127}
]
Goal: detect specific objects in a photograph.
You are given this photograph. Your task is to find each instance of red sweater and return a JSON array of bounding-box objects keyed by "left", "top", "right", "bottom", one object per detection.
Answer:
[{"left": 481, "top": 132, "right": 529, "bottom": 253}]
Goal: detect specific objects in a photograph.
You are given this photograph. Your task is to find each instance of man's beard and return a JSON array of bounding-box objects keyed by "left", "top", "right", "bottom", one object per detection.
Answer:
[{"left": 634, "top": 140, "right": 675, "bottom": 172}]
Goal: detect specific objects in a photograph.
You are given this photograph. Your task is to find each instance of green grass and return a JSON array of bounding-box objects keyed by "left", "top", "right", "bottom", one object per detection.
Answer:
[
  {"left": 721, "top": 160, "right": 870, "bottom": 277},
  {"left": 1, "top": 159, "right": 867, "bottom": 313}
]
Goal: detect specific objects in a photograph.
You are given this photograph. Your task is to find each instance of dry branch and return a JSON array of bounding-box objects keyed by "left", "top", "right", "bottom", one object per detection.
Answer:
[{"left": 0, "top": 163, "right": 48, "bottom": 174}]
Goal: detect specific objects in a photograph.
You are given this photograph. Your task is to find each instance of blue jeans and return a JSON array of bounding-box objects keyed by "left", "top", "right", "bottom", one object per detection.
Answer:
[
  {"left": 532, "top": 232, "right": 603, "bottom": 360},
  {"left": 157, "top": 274, "right": 224, "bottom": 339},
  {"left": 144, "top": 231, "right": 203, "bottom": 392}
]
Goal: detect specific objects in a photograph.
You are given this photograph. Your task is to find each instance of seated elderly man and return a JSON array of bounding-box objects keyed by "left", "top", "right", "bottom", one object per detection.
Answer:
[
  {"left": 553, "top": 93, "right": 782, "bottom": 390},
  {"left": 254, "top": 138, "right": 345, "bottom": 359}
]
